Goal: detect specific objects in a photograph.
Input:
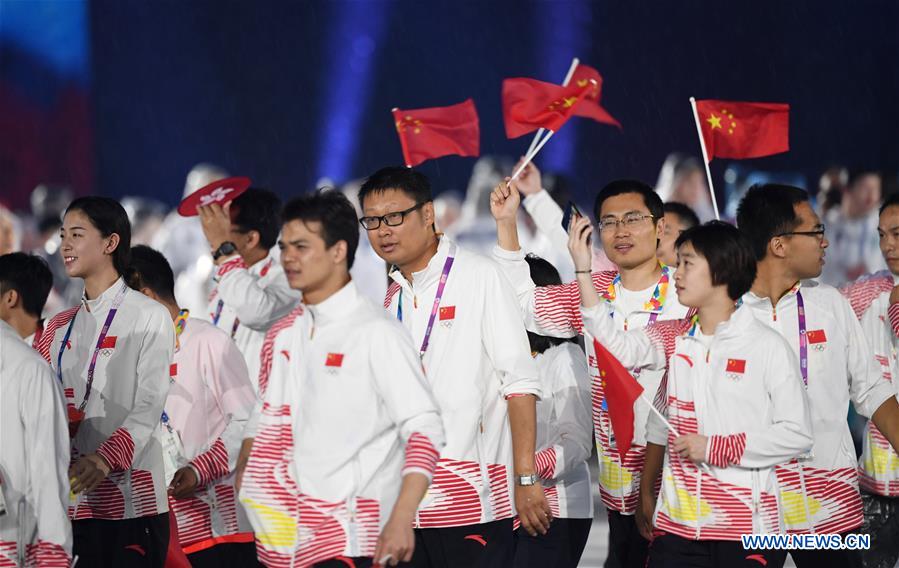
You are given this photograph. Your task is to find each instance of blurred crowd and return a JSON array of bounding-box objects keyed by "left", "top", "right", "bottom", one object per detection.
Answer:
[{"left": 0, "top": 154, "right": 892, "bottom": 320}]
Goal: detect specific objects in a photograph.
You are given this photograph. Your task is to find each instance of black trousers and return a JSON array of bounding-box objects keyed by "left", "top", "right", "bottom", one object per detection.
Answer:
[
  {"left": 788, "top": 531, "right": 863, "bottom": 568},
  {"left": 187, "top": 541, "right": 262, "bottom": 567},
  {"left": 859, "top": 492, "right": 899, "bottom": 568},
  {"left": 513, "top": 517, "right": 592, "bottom": 568},
  {"left": 73, "top": 513, "right": 169, "bottom": 568},
  {"left": 410, "top": 518, "right": 515, "bottom": 568},
  {"left": 605, "top": 510, "right": 650, "bottom": 568},
  {"left": 647, "top": 532, "right": 787, "bottom": 568},
  {"left": 312, "top": 555, "right": 412, "bottom": 567}
]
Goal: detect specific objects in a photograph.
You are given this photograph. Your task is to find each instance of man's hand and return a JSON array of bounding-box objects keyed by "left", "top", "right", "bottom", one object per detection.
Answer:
[
  {"left": 673, "top": 434, "right": 708, "bottom": 464},
  {"left": 636, "top": 489, "right": 656, "bottom": 541},
  {"left": 169, "top": 466, "right": 200, "bottom": 499},
  {"left": 69, "top": 454, "right": 111, "bottom": 494},
  {"left": 490, "top": 177, "right": 521, "bottom": 223},
  {"left": 373, "top": 508, "right": 415, "bottom": 566},
  {"left": 567, "top": 214, "right": 593, "bottom": 272},
  {"left": 890, "top": 283, "right": 899, "bottom": 306},
  {"left": 197, "top": 201, "right": 233, "bottom": 251},
  {"left": 510, "top": 158, "right": 542, "bottom": 197},
  {"left": 515, "top": 483, "right": 552, "bottom": 537}
]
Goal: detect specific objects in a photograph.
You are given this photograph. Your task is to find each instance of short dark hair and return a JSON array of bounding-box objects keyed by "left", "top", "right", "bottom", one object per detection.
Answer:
[
  {"left": 65, "top": 196, "right": 132, "bottom": 275},
  {"left": 848, "top": 168, "right": 880, "bottom": 188},
  {"left": 358, "top": 166, "right": 434, "bottom": 209},
  {"left": 663, "top": 201, "right": 700, "bottom": 229},
  {"left": 524, "top": 254, "right": 577, "bottom": 354},
  {"left": 0, "top": 252, "right": 53, "bottom": 318},
  {"left": 232, "top": 188, "right": 282, "bottom": 250},
  {"left": 126, "top": 245, "right": 176, "bottom": 302},
  {"left": 593, "top": 179, "right": 664, "bottom": 222},
  {"left": 281, "top": 190, "right": 360, "bottom": 270},
  {"left": 735, "top": 184, "right": 809, "bottom": 261},
  {"left": 675, "top": 221, "right": 757, "bottom": 301},
  {"left": 880, "top": 191, "right": 899, "bottom": 215}
]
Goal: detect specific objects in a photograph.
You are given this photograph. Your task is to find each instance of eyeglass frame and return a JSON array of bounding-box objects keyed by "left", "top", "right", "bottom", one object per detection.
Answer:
[
  {"left": 597, "top": 213, "right": 656, "bottom": 233},
  {"left": 359, "top": 201, "right": 429, "bottom": 230},
  {"left": 775, "top": 227, "right": 827, "bottom": 240}
]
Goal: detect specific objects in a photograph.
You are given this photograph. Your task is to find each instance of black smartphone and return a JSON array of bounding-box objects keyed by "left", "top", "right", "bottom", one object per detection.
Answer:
[{"left": 561, "top": 201, "right": 582, "bottom": 232}]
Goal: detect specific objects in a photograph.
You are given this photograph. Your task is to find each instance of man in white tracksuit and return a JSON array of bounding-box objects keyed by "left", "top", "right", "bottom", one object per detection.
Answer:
[
  {"left": 735, "top": 184, "right": 899, "bottom": 568},
  {"left": 0, "top": 252, "right": 71, "bottom": 567},
  {"left": 198, "top": 188, "right": 299, "bottom": 392},
  {"left": 359, "top": 166, "right": 546, "bottom": 568},
  {"left": 239, "top": 190, "right": 446, "bottom": 567},
  {"left": 838, "top": 191, "right": 899, "bottom": 568},
  {"left": 492, "top": 164, "right": 689, "bottom": 568}
]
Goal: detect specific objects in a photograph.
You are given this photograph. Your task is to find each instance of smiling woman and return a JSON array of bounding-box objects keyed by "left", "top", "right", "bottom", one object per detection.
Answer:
[{"left": 37, "top": 196, "right": 176, "bottom": 568}]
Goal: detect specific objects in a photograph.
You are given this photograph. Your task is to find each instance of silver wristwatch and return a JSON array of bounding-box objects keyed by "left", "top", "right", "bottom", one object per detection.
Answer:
[{"left": 515, "top": 473, "right": 539, "bottom": 486}]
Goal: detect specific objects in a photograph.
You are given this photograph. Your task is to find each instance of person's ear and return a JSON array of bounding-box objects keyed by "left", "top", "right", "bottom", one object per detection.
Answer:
[
  {"left": 331, "top": 240, "right": 348, "bottom": 266},
  {"left": 245, "top": 230, "right": 261, "bottom": 250},
  {"left": 104, "top": 233, "right": 121, "bottom": 256},
  {"left": 2, "top": 289, "right": 20, "bottom": 310},
  {"left": 421, "top": 202, "right": 435, "bottom": 228},
  {"left": 768, "top": 236, "right": 789, "bottom": 260},
  {"left": 654, "top": 215, "right": 667, "bottom": 238}
]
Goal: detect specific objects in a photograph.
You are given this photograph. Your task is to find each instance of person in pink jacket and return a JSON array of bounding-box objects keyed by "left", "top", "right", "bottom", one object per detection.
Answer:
[{"left": 126, "top": 245, "right": 259, "bottom": 566}]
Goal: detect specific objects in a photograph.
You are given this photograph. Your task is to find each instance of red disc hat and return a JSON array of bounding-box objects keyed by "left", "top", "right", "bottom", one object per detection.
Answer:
[{"left": 177, "top": 177, "right": 251, "bottom": 217}]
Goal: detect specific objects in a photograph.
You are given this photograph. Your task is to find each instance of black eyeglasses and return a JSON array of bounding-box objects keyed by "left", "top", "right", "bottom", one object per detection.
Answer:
[
  {"left": 360, "top": 202, "right": 427, "bottom": 230},
  {"left": 776, "top": 227, "right": 827, "bottom": 240}
]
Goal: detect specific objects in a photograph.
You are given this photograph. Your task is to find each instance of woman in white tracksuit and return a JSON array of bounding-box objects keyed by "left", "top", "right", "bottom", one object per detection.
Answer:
[{"left": 568, "top": 219, "right": 813, "bottom": 568}]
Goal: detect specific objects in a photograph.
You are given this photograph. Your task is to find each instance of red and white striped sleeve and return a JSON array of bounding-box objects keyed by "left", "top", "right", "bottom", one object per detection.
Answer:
[
  {"left": 34, "top": 306, "right": 79, "bottom": 363},
  {"left": 706, "top": 433, "right": 747, "bottom": 468},
  {"left": 889, "top": 303, "right": 899, "bottom": 338},
  {"left": 402, "top": 432, "right": 441, "bottom": 480},
  {"left": 190, "top": 438, "right": 230, "bottom": 486},
  {"left": 534, "top": 447, "right": 557, "bottom": 479},
  {"left": 492, "top": 245, "right": 616, "bottom": 338},
  {"left": 95, "top": 428, "right": 136, "bottom": 471}
]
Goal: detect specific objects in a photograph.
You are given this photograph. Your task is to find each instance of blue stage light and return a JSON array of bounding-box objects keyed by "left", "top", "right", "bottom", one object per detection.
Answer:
[{"left": 315, "top": 3, "right": 393, "bottom": 184}]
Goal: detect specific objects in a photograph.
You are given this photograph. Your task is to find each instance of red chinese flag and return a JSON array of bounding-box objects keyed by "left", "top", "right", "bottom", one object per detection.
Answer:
[
  {"left": 807, "top": 329, "right": 827, "bottom": 344},
  {"left": 392, "top": 99, "right": 480, "bottom": 167},
  {"left": 570, "top": 64, "right": 622, "bottom": 129},
  {"left": 325, "top": 353, "right": 344, "bottom": 368},
  {"left": 501, "top": 77, "right": 593, "bottom": 138},
  {"left": 592, "top": 339, "right": 644, "bottom": 460},
  {"left": 725, "top": 358, "right": 746, "bottom": 374},
  {"left": 695, "top": 99, "right": 789, "bottom": 162}
]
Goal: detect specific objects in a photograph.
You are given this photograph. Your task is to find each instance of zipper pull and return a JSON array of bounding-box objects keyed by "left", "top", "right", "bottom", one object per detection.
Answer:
[{"left": 414, "top": 295, "right": 418, "bottom": 309}]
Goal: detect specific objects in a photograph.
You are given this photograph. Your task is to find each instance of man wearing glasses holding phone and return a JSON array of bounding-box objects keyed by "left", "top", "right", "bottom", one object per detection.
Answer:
[
  {"left": 358, "top": 166, "right": 545, "bottom": 568},
  {"left": 490, "top": 162, "right": 689, "bottom": 568}
]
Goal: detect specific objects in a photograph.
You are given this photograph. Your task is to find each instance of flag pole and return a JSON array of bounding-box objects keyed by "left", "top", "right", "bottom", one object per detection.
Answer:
[
  {"left": 689, "top": 97, "right": 720, "bottom": 220},
  {"left": 638, "top": 394, "right": 715, "bottom": 477},
  {"left": 392, "top": 107, "right": 413, "bottom": 168},
  {"left": 510, "top": 130, "right": 555, "bottom": 182},
  {"left": 525, "top": 57, "right": 580, "bottom": 158}
]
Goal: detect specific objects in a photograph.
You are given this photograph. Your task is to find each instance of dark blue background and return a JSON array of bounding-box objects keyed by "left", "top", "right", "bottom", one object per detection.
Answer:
[{"left": 7, "top": 1, "right": 898, "bottom": 207}]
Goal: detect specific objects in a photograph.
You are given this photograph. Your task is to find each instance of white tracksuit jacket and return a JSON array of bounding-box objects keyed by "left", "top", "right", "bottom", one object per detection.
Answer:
[
  {"left": 240, "top": 281, "right": 445, "bottom": 566},
  {"left": 582, "top": 303, "right": 813, "bottom": 540},
  {"left": 383, "top": 236, "right": 541, "bottom": 529}
]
